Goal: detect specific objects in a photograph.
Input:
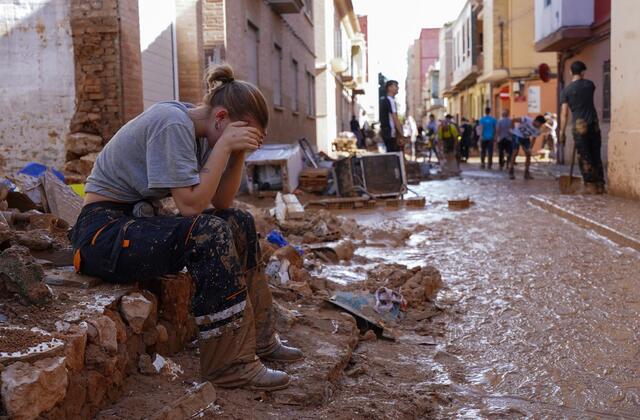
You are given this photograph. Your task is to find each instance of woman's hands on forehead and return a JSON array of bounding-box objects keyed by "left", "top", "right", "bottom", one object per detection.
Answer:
[{"left": 217, "top": 121, "right": 265, "bottom": 153}]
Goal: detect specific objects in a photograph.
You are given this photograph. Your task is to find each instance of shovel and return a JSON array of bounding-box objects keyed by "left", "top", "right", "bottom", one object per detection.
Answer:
[{"left": 559, "top": 142, "right": 582, "bottom": 194}]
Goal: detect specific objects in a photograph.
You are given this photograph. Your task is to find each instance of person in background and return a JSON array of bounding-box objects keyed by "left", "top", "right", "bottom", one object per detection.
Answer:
[
  {"left": 459, "top": 117, "right": 473, "bottom": 163},
  {"left": 438, "top": 115, "right": 460, "bottom": 176},
  {"left": 378, "top": 80, "right": 406, "bottom": 153},
  {"left": 496, "top": 110, "right": 513, "bottom": 171},
  {"left": 544, "top": 112, "right": 564, "bottom": 163},
  {"left": 559, "top": 61, "right": 605, "bottom": 193},
  {"left": 508, "top": 115, "right": 547, "bottom": 180},
  {"left": 473, "top": 118, "right": 482, "bottom": 151},
  {"left": 479, "top": 107, "right": 498, "bottom": 169},
  {"left": 350, "top": 115, "right": 364, "bottom": 149}
]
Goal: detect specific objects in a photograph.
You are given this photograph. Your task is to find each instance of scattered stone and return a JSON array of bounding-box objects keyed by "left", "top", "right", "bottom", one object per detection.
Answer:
[
  {"left": 86, "top": 315, "right": 118, "bottom": 354},
  {"left": 119, "top": 292, "right": 152, "bottom": 334},
  {"left": 273, "top": 245, "right": 304, "bottom": 268},
  {"left": 345, "top": 365, "right": 366, "bottom": 377},
  {"left": 0, "top": 245, "right": 51, "bottom": 304},
  {"left": 149, "top": 382, "right": 217, "bottom": 420},
  {"left": 44, "top": 270, "right": 102, "bottom": 289},
  {"left": 1, "top": 356, "right": 68, "bottom": 420},
  {"left": 66, "top": 132, "right": 103, "bottom": 156},
  {"left": 156, "top": 324, "right": 168, "bottom": 343},
  {"left": 138, "top": 354, "right": 156, "bottom": 375},
  {"left": 399, "top": 266, "right": 443, "bottom": 307},
  {"left": 360, "top": 329, "right": 377, "bottom": 342},
  {"left": 14, "top": 229, "right": 54, "bottom": 250}
]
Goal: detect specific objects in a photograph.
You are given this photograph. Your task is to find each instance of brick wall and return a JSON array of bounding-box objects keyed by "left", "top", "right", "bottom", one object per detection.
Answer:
[
  {"left": 203, "top": 0, "right": 225, "bottom": 55},
  {"left": 176, "top": 0, "right": 205, "bottom": 104},
  {"left": 69, "top": 0, "right": 123, "bottom": 140},
  {"left": 65, "top": 0, "right": 143, "bottom": 181},
  {"left": 118, "top": 0, "right": 144, "bottom": 122},
  {"left": 221, "top": 0, "right": 317, "bottom": 145}
]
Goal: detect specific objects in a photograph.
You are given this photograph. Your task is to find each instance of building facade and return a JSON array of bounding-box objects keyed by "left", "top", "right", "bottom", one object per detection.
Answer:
[
  {"left": 534, "top": 0, "right": 611, "bottom": 163},
  {"left": 195, "top": 0, "right": 317, "bottom": 146},
  {"left": 606, "top": 0, "right": 638, "bottom": 199},
  {"left": 0, "top": 0, "right": 144, "bottom": 176},
  {"left": 405, "top": 28, "right": 440, "bottom": 126},
  {"left": 479, "top": 0, "right": 557, "bottom": 122},
  {"left": 313, "top": 0, "right": 366, "bottom": 154}
]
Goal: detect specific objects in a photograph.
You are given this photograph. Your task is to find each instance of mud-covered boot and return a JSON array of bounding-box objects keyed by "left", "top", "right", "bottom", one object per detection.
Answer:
[
  {"left": 258, "top": 336, "right": 304, "bottom": 363},
  {"left": 244, "top": 365, "right": 290, "bottom": 391},
  {"left": 524, "top": 170, "right": 534, "bottom": 180}
]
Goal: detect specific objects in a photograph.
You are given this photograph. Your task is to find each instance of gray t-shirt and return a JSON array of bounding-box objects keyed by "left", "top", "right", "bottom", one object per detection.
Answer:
[{"left": 85, "top": 101, "right": 212, "bottom": 202}]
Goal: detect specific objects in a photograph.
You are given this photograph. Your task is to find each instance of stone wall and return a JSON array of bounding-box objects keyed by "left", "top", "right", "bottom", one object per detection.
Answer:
[
  {"left": 0, "top": 274, "right": 197, "bottom": 419},
  {"left": 0, "top": 0, "right": 77, "bottom": 175}
]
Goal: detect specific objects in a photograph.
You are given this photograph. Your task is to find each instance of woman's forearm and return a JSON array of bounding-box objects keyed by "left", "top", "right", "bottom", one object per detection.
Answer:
[
  {"left": 171, "top": 142, "right": 230, "bottom": 216},
  {"left": 212, "top": 152, "right": 245, "bottom": 209}
]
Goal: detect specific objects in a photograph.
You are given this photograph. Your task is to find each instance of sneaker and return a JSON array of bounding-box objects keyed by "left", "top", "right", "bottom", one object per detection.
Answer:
[{"left": 524, "top": 171, "right": 534, "bottom": 180}]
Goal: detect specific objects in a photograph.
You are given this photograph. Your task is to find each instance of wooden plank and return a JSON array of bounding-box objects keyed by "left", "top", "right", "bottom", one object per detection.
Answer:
[
  {"left": 274, "top": 192, "right": 287, "bottom": 224},
  {"left": 42, "top": 170, "right": 83, "bottom": 226}
]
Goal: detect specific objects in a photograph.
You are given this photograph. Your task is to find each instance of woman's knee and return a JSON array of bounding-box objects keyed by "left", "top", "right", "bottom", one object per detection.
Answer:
[{"left": 187, "top": 214, "right": 234, "bottom": 256}]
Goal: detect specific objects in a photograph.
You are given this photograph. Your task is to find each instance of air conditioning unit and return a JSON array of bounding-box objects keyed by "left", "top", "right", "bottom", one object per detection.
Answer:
[
  {"left": 266, "top": 0, "right": 304, "bottom": 14},
  {"left": 334, "top": 153, "right": 407, "bottom": 198}
]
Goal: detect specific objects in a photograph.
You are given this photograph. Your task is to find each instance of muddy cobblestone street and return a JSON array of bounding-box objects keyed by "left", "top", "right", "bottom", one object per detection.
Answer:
[{"left": 324, "top": 166, "right": 639, "bottom": 418}]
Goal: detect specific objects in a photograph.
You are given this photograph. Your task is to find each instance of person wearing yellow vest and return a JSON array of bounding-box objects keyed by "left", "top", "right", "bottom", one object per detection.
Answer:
[{"left": 437, "top": 115, "right": 460, "bottom": 176}]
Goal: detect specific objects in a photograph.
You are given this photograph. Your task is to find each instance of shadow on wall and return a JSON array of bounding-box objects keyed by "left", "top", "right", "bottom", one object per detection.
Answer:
[{"left": 0, "top": 0, "right": 76, "bottom": 175}]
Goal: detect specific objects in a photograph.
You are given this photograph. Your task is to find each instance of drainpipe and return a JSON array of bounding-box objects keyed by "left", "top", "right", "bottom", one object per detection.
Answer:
[{"left": 499, "top": 18, "right": 504, "bottom": 69}]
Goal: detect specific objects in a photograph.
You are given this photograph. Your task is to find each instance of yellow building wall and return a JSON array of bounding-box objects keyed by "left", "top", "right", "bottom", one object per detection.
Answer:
[
  {"left": 608, "top": 0, "right": 640, "bottom": 199},
  {"left": 508, "top": 0, "right": 557, "bottom": 75}
]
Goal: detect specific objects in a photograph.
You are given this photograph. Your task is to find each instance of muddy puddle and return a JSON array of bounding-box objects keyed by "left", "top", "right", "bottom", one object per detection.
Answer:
[{"left": 313, "top": 171, "right": 640, "bottom": 418}]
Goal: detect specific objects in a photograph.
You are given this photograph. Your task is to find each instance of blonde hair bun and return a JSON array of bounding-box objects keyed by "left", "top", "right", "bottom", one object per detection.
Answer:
[
  {"left": 206, "top": 64, "right": 235, "bottom": 94},
  {"left": 202, "top": 63, "right": 269, "bottom": 131}
]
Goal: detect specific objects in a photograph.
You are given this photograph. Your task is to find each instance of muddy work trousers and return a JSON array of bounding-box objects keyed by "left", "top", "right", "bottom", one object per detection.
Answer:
[
  {"left": 70, "top": 202, "right": 277, "bottom": 384},
  {"left": 573, "top": 122, "right": 605, "bottom": 187}
]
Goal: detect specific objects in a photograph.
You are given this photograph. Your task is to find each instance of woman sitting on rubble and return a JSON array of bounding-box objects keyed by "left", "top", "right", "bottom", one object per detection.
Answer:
[{"left": 69, "top": 64, "right": 303, "bottom": 391}]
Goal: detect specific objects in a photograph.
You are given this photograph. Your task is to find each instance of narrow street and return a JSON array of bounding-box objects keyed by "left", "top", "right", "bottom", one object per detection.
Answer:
[{"left": 322, "top": 164, "right": 640, "bottom": 418}]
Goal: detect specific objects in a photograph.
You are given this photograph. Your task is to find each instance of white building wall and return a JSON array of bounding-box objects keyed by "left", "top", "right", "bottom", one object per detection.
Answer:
[
  {"left": 452, "top": 1, "right": 474, "bottom": 86},
  {"left": 314, "top": 0, "right": 338, "bottom": 154},
  {"left": 139, "top": 0, "right": 179, "bottom": 109},
  {"left": 0, "top": 0, "right": 76, "bottom": 174},
  {"left": 534, "top": 0, "right": 594, "bottom": 42}
]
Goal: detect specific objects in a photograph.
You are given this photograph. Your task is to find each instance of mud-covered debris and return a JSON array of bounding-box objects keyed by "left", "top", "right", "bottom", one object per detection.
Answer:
[
  {"left": 273, "top": 245, "right": 304, "bottom": 268},
  {"left": 15, "top": 229, "right": 54, "bottom": 250},
  {"left": 149, "top": 382, "right": 217, "bottom": 420},
  {"left": 138, "top": 353, "right": 157, "bottom": 375},
  {"left": 399, "top": 266, "right": 443, "bottom": 307},
  {"left": 0, "top": 245, "right": 51, "bottom": 304}
]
